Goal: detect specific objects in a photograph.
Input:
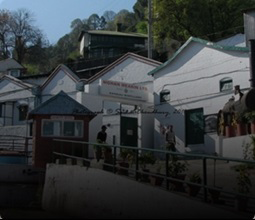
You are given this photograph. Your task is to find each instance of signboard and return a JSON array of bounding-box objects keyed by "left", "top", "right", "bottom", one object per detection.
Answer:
[
  {"left": 100, "top": 79, "right": 148, "bottom": 101},
  {"left": 50, "top": 115, "right": 75, "bottom": 120}
]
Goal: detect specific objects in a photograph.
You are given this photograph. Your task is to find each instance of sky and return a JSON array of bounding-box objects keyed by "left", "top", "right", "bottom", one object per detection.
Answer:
[{"left": 0, "top": 0, "right": 137, "bottom": 44}]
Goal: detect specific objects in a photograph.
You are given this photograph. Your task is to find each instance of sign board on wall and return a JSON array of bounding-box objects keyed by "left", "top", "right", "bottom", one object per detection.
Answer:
[{"left": 99, "top": 79, "right": 148, "bottom": 101}]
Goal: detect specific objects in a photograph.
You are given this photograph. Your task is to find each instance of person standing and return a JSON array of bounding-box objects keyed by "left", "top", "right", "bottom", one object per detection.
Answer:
[
  {"left": 165, "top": 125, "right": 176, "bottom": 152},
  {"left": 94, "top": 125, "right": 107, "bottom": 162}
]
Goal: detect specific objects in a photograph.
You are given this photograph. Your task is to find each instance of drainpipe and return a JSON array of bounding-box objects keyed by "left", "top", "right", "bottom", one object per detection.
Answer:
[{"left": 249, "top": 39, "right": 255, "bottom": 88}]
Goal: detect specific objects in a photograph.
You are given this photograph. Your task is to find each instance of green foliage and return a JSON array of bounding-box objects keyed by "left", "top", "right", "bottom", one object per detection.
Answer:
[
  {"left": 133, "top": 0, "right": 148, "bottom": 21},
  {"left": 0, "top": 8, "right": 47, "bottom": 64},
  {"left": 139, "top": 152, "right": 156, "bottom": 169},
  {"left": 120, "top": 148, "right": 134, "bottom": 162},
  {"left": 168, "top": 156, "right": 188, "bottom": 177},
  {"left": 244, "top": 111, "right": 255, "bottom": 122},
  {"left": 136, "top": 21, "right": 148, "bottom": 34},
  {"left": 235, "top": 164, "right": 251, "bottom": 194},
  {"left": 23, "top": 64, "right": 40, "bottom": 75},
  {"left": 153, "top": 0, "right": 255, "bottom": 45},
  {"left": 242, "top": 136, "right": 255, "bottom": 160},
  {"left": 189, "top": 172, "right": 202, "bottom": 183}
]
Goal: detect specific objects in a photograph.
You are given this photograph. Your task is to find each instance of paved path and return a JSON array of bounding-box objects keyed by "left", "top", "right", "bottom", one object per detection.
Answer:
[{"left": 0, "top": 208, "right": 74, "bottom": 219}]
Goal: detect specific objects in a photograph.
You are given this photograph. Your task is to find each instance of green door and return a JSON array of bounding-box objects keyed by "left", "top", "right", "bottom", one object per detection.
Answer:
[
  {"left": 120, "top": 117, "right": 138, "bottom": 147},
  {"left": 185, "top": 108, "right": 204, "bottom": 146}
]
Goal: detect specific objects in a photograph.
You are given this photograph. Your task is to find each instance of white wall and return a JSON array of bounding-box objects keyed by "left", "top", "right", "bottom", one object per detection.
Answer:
[
  {"left": 153, "top": 41, "right": 250, "bottom": 156},
  {"left": 0, "top": 79, "right": 34, "bottom": 126},
  {"left": 83, "top": 56, "right": 158, "bottom": 152},
  {"left": 41, "top": 69, "right": 77, "bottom": 102}
]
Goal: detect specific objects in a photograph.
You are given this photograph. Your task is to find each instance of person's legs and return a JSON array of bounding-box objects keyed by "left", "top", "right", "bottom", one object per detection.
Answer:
[
  {"left": 170, "top": 143, "right": 176, "bottom": 152},
  {"left": 95, "top": 147, "right": 102, "bottom": 162}
]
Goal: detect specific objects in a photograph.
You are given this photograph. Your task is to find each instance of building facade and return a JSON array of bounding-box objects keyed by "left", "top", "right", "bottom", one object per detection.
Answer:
[{"left": 149, "top": 37, "right": 251, "bottom": 158}]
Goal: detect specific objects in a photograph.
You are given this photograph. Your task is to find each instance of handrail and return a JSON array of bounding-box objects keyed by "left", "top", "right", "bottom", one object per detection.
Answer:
[
  {"left": 52, "top": 138, "right": 255, "bottom": 206},
  {"left": 53, "top": 138, "right": 255, "bottom": 164}
]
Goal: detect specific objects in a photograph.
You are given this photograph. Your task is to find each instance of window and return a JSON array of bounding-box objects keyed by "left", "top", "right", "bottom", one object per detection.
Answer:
[
  {"left": 220, "top": 77, "right": 233, "bottom": 92},
  {"left": 160, "top": 89, "right": 170, "bottom": 103},
  {"left": 19, "top": 105, "right": 28, "bottom": 121},
  {"left": 9, "top": 69, "right": 20, "bottom": 77},
  {"left": 42, "top": 120, "right": 83, "bottom": 137},
  {"left": 0, "top": 103, "right": 2, "bottom": 117},
  {"left": 42, "top": 121, "right": 61, "bottom": 136}
]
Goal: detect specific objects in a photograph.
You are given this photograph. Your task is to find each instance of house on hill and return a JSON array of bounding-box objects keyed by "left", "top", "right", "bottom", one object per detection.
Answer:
[
  {"left": 72, "top": 29, "right": 148, "bottom": 79},
  {"left": 0, "top": 58, "right": 26, "bottom": 77},
  {"left": 78, "top": 29, "right": 147, "bottom": 59}
]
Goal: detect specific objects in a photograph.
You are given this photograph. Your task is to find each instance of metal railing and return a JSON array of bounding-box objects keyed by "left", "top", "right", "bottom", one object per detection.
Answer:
[
  {"left": 52, "top": 139, "right": 255, "bottom": 212},
  {"left": 0, "top": 135, "right": 33, "bottom": 163}
]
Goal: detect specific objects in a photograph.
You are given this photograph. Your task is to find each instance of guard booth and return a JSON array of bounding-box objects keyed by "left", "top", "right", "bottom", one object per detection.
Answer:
[{"left": 28, "top": 91, "right": 95, "bottom": 168}]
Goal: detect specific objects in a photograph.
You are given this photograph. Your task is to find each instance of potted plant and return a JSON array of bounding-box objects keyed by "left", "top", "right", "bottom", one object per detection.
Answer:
[
  {"left": 138, "top": 152, "right": 156, "bottom": 182},
  {"left": 245, "top": 111, "right": 255, "bottom": 134},
  {"left": 149, "top": 160, "right": 164, "bottom": 186},
  {"left": 168, "top": 156, "right": 188, "bottom": 191},
  {"left": 235, "top": 112, "right": 247, "bottom": 136},
  {"left": 225, "top": 112, "right": 236, "bottom": 137},
  {"left": 187, "top": 172, "right": 202, "bottom": 197},
  {"left": 118, "top": 148, "right": 134, "bottom": 176},
  {"left": 208, "top": 159, "right": 223, "bottom": 204},
  {"left": 234, "top": 164, "right": 251, "bottom": 212}
]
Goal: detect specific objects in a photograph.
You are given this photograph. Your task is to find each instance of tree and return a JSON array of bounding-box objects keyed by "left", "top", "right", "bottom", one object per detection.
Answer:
[
  {"left": 103, "top": 10, "right": 116, "bottom": 22},
  {"left": 115, "top": 10, "right": 137, "bottom": 32},
  {"left": 88, "top": 13, "right": 106, "bottom": 30},
  {"left": 133, "top": 0, "right": 148, "bottom": 21},
  {"left": 153, "top": 0, "right": 255, "bottom": 44},
  {"left": 9, "top": 8, "right": 47, "bottom": 63},
  {"left": 0, "top": 10, "right": 12, "bottom": 59},
  {"left": 136, "top": 21, "right": 148, "bottom": 34}
]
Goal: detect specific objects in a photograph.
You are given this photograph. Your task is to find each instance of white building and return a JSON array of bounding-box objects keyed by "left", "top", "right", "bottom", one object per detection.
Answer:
[
  {"left": 0, "top": 75, "right": 34, "bottom": 136},
  {"left": 149, "top": 36, "right": 251, "bottom": 158},
  {"left": 0, "top": 53, "right": 161, "bottom": 159},
  {"left": 77, "top": 52, "right": 161, "bottom": 156}
]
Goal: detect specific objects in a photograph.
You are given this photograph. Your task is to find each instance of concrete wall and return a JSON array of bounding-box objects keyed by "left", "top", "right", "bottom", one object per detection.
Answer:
[
  {"left": 216, "top": 135, "right": 254, "bottom": 159},
  {"left": 0, "top": 125, "right": 27, "bottom": 136},
  {"left": 42, "top": 164, "right": 244, "bottom": 219},
  {"left": 0, "top": 164, "right": 44, "bottom": 208},
  {"left": 0, "top": 164, "right": 44, "bottom": 183}
]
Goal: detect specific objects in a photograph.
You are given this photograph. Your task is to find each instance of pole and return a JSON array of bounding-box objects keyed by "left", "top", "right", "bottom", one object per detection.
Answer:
[{"left": 148, "top": 0, "right": 153, "bottom": 59}]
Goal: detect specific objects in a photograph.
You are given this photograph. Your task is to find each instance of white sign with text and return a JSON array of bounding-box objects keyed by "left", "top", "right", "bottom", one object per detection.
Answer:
[{"left": 99, "top": 79, "right": 148, "bottom": 101}]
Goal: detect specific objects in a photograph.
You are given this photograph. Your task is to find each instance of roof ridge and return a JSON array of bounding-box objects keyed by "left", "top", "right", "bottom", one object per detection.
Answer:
[{"left": 148, "top": 36, "right": 249, "bottom": 76}]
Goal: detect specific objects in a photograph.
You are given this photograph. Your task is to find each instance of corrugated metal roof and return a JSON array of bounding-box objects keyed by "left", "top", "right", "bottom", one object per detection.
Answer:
[
  {"left": 148, "top": 36, "right": 249, "bottom": 76},
  {"left": 29, "top": 91, "right": 95, "bottom": 117},
  {"left": 85, "top": 30, "right": 147, "bottom": 38},
  {"left": 216, "top": 34, "right": 246, "bottom": 47}
]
